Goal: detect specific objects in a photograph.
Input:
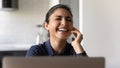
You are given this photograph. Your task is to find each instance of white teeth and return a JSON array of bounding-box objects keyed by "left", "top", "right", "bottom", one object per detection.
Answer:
[{"left": 58, "top": 29, "right": 68, "bottom": 31}]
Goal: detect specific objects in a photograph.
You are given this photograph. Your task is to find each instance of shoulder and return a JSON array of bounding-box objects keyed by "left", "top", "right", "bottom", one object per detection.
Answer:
[
  {"left": 26, "top": 43, "right": 46, "bottom": 56},
  {"left": 30, "top": 44, "right": 45, "bottom": 50}
]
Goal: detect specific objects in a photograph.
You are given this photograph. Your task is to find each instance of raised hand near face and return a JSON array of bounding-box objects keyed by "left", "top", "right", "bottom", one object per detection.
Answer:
[{"left": 71, "top": 27, "right": 84, "bottom": 54}]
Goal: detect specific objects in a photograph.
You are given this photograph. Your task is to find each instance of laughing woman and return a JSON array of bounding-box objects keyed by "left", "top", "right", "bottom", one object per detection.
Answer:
[{"left": 26, "top": 4, "right": 87, "bottom": 56}]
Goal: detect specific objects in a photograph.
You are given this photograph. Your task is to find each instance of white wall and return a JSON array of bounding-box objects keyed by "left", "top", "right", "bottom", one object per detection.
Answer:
[
  {"left": 83, "top": 0, "right": 120, "bottom": 68},
  {"left": 0, "top": 0, "right": 49, "bottom": 50}
]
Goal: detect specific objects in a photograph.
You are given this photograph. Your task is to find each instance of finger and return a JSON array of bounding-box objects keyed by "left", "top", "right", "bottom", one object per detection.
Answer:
[
  {"left": 72, "top": 27, "right": 80, "bottom": 32},
  {"left": 71, "top": 30, "right": 83, "bottom": 41},
  {"left": 71, "top": 30, "right": 80, "bottom": 37}
]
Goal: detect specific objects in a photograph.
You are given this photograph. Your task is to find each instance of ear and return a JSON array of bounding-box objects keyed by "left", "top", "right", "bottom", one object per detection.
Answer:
[{"left": 44, "top": 22, "right": 49, "bottom": 30}]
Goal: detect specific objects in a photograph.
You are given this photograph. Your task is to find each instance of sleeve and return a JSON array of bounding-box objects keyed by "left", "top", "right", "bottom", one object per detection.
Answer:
[
  {"left": 69, "top": 44, "right": 88, "bottom": 57},
  {"left": 25, "top": 45, "right": 42, "bottom": 57},
  {"left": 75, "top": 51, "right": 88, "bottom": 57}
]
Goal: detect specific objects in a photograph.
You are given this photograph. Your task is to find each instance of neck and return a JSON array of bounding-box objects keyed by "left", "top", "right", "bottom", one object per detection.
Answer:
[{"left": 50, "top": 37, "right": 67, "bottom": 54}]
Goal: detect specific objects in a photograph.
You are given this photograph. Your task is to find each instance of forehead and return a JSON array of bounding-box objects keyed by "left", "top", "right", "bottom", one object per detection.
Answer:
[{"left": 51, "top": 8, "right": 72, "bottom": 17}]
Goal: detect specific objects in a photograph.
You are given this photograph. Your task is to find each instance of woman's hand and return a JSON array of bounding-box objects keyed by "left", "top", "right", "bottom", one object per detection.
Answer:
[{"left": 71, "top": 27, "right": 84, "bottom": 54}]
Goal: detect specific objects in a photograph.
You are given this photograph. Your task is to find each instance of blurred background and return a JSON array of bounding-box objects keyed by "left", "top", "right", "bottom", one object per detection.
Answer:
[{"left": 0, "top": 0, "right": 120, "bottom": 68}]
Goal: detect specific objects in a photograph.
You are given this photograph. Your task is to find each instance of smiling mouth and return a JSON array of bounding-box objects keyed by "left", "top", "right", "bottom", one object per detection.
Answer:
[{"left": 57, "top": 28, "right": 69, "bottom": 32}]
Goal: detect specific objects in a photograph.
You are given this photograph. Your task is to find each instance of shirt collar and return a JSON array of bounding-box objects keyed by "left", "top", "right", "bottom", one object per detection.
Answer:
[
  {"left": 45, "top": 39, "right": 54, "bottom": 56},
  {"left": 45, "top": 39, "right": 72, "bottom": 56}
]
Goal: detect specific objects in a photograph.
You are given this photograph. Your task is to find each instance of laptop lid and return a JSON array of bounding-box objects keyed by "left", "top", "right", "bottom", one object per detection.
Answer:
[{"left": 2, "top": 56, "right": 105, "bottom": 68}]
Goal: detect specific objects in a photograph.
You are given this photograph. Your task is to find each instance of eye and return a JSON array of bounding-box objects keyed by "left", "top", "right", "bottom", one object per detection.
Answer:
[{"left": 66, "top": 17, "right": 72, "bottom": 22}]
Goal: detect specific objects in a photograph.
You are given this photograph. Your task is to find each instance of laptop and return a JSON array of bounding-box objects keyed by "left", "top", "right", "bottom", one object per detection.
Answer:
[{"left": 2, "top": 56, "right": 105, "bottom": 68}]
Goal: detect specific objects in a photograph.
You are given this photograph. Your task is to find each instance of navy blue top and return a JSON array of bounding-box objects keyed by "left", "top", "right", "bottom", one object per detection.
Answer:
[{"left": 26, "top": 40, "right": 87, "bottom": 56}]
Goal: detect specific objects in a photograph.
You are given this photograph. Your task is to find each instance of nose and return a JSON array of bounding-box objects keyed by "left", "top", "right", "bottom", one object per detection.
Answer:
[{"left": 61, "top": 18, "right": 67, "bottom": 26}]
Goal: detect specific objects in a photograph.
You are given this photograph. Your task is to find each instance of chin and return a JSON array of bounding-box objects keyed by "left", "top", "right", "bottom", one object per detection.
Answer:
[{"left": 57, "top": 36, "right": 69, "bottom": 40}]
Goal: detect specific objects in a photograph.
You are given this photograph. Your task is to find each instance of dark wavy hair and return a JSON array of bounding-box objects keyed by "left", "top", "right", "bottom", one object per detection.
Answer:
[{"left": 44, "top": 4, "right": 73, "bottom": 23}]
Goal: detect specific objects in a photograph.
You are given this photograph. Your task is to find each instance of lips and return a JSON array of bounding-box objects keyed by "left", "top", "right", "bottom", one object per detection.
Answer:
[{"left": 57, "top": 28, "right": 69, "bottom": 32}]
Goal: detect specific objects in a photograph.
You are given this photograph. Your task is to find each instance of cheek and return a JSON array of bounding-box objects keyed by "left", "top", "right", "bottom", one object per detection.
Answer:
[
  {"left": 50, "top": 19, "right": 60, "bottom": 24},
  {"left": 48, "top": 23, "right": 58, "bottom": 31},
  {"left": 69, "top": 23, "right": 73, "bottom": 29},
  {"left": 50, "top": 22, "right": 60, "bottom": 28}
]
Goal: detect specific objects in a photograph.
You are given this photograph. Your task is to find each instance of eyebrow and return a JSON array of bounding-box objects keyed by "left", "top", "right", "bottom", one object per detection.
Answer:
[
  {"left": 55, "top": 15, "right": 72, "bottom": 18},
  {"left": 55, "top": 16, "right": 62, "bottom": 18}
]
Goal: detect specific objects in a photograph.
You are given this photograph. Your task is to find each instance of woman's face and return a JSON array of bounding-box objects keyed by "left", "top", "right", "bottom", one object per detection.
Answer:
[{"left": 45, "top": 8, "right": 73, "bottom": 40}]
